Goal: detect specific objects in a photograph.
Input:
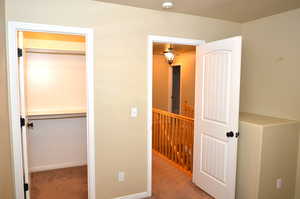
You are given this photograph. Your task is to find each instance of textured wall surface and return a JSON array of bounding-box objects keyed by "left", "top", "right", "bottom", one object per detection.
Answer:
[
  {"left": 240, "top": 8, "right": 300, "bottom": 199},
  {"left": 0, "top": 0, "right": 13, "bottom": 198},
  {"left": 4, "top": 0, "right": 241, "bottom": 198},
  {"left": 174, "top": 51, "right": 196, "bottom": 107},
  {"left": 152, "top": 54, "right": 170, "bottom": 111},
  {"left": 153, "top": 51, "right": 196, "bottom": 112}
]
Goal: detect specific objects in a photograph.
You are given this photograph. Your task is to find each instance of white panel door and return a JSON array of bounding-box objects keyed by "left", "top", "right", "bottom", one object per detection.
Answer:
[
  {"left": 18, "top": 31, "right": 31, "bottom": 199},
  {"left": 193, "top": 36, "right": 242, "bottom": 199}
]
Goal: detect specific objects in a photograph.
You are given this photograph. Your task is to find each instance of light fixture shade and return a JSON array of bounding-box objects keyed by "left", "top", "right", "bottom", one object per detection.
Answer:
[{"left": 164, "top": 48, "right": 175, "bottom": 65}]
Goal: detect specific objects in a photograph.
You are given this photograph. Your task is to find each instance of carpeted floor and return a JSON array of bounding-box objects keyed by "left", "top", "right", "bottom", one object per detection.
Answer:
[
  {"left": 30, "top": 166, "right": 88, "bottom": 199},
  {"left": 30, "top": 153, "right": 212, "bottom": 199},
  {"left": 148, "top": 152, "right": 214, "bottom": 199}
]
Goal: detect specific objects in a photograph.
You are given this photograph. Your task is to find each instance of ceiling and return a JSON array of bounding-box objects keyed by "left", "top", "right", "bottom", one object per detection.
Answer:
[
  {"left": 96, "top": 0, "right": 300, "bottom": 22},
  {"left": 153, "top": 43, "right": 195, "bottom": 55}
]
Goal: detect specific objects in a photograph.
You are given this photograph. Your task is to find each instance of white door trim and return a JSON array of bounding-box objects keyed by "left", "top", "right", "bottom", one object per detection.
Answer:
[
  {"left": 147, "top": 35, "right": 204, "bottom": 196},
  {"left": 7, "top": 21, "right": 96, "bottom": 199}
]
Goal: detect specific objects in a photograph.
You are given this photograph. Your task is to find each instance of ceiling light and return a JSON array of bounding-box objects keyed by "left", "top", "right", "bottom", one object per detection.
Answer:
[
  {"left": 162, "top": 2, "right": 174, "bottom": 9},
  {"left": 164, "top": 48, "right": 175, "bottom": 65}
]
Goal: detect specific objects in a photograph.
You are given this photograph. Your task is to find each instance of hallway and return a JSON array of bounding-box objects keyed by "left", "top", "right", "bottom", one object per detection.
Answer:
[{"left": 149, "top": 151, "right": 213, "bottom": 199}]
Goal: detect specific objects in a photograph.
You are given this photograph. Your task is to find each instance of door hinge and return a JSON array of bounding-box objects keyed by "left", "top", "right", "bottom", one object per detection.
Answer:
[
  {"left": 18, "top": 48, "right": 23, "bottom": 57},
  {"left": 20, "top": 117, "right": 25, "bottom": 127},
  {"left": 24, "top": 183, "right": 29, "bottom": 192},
  {"left": 235, "top": 132, "right": 240, "bottom": 138}
]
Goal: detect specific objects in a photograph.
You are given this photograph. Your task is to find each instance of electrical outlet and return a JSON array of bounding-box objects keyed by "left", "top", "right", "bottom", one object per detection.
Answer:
[
  {"left": 118, "top": 171, "right": 125, "bottom": 182},
  {"left": 276, "top": 178, "right": 283, "bottom": 189}
]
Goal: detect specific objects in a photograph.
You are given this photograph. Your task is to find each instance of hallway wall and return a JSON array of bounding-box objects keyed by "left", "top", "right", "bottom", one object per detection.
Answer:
[
  {"left": 153, "top": 51, "right": 196, "bottom": 112},
  {"left": 174, "top": 51, "right": 196, "bottom": 108},
  {"left": 153, "top": 54, "right": 169, "bottom": 111},
  {"left": 0, "top": 0, "right": 13, "bottom": 198}
]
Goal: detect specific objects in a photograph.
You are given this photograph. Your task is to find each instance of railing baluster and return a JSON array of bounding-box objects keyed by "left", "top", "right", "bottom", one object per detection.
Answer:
[
  {"left": 159, "top": 113, "right": 161, "bottom": 153},
  {"left": 178, "top": 120, "right": 180, "bottom": 166},
  {"left": 162, "top": 114, "right": 165, "bottom": 155},
  {"left": 154, "top": 112, "right": 156, "bottom": 150},
  {"left": 170, "top": 117, "right": 174, "bottom": 162},
  {"left": 175, "top": 117, "right": 179, "bottom": 164},
  {"left": 168, "top": 116, "right": 170, "bottom": 157},
  {"left": 152, "top": 108, "right": 194, "bottom": 173}
]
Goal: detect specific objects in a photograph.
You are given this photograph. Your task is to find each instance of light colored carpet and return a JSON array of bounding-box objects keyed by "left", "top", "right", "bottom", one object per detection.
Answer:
[
  {"left": 30, "top": 153, "right": 213, "bottom": 199},
  {"left": 30, "top": 166, "right": 87, "bottom": 199},
  {"left": 148, "top": 152, "right": 214, "bottom": 199}
]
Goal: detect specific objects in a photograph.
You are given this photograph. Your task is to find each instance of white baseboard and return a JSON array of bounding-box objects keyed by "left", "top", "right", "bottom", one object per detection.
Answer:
[
  {"left": 30, "top": 161, "right": 87, "bottom": 172},
  {"left": 114, "top": 191, "right": 150, "bottom": 199}
]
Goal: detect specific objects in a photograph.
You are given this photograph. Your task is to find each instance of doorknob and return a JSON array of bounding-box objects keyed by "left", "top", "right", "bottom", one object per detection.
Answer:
[{"left": 226, "top": 131, "right": 234, "bottom": 137}]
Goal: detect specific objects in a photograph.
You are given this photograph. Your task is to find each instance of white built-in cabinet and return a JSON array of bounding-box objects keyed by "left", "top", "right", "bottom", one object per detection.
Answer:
[{"left": 236, "top": 112, "right": 299, "bottom": 199}]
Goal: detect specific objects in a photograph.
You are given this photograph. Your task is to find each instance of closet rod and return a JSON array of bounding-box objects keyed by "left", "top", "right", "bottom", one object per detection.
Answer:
[
  {"left": 25, "top": 48, "right": 86, "bottom": 55},
  {"left": 28, "top": 115, "right": 87, "bottom": 120},
  {"left": 27, "top": 110, "right": 87, "bottom": 120}
]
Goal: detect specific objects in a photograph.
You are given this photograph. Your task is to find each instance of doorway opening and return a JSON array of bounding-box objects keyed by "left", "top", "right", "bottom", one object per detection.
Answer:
[
  {"left": 7, "top": 22, "right": 95, "bottom": 199},
  {"left": 23, "top": 31, "right": 87, "bottom": 199},
  {"left": 171, "top": 65, "right": 181, "bottom": 114},
  {"left": 147, "top": 36, "right": 242, "bottom": 199},
  {"left": 151, "top": 40, "right": 211, "bottom": 198}
]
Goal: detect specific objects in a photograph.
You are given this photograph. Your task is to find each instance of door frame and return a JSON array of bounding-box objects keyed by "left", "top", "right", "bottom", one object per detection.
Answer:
[
  {"left": 7, "top": 21, "right": 96, "bottom": 199},
  {"left": 147, "top": 35, "right": 204, "bottom": 196}
]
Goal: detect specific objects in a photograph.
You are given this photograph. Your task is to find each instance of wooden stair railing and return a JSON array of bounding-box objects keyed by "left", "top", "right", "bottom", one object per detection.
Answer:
[
  {"left": 152, "top": 108, "right": 194, "bottom": 172},
  {"left": 181, "top": 100, "right": 194, "bottom": 118}
]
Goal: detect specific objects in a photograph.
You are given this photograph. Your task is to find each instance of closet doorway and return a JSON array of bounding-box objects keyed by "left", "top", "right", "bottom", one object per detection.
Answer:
[{"left": 7, "top": 22, "right": 95, "bottom": 199}]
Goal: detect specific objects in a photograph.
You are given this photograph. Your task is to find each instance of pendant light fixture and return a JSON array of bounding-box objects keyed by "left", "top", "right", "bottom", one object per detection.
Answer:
[
  {"left": 162, "top": 2, "right": 174, "bottom": 9},
  {"left": 164, "top": 45, "right": 175, "bottom": 65}
]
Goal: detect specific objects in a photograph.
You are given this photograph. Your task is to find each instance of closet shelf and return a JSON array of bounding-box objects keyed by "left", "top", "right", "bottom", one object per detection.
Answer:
[{"left": 27, "top": 109, "right": 87, "bottom": 120}]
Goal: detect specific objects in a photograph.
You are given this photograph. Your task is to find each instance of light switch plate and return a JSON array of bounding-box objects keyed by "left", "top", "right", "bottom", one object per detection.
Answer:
[
  {"left": 131, "top": 107, "right": 138, "bottom": 118},
  {"left": 276, "top": 178, "right": 283, "bottom": 189}
]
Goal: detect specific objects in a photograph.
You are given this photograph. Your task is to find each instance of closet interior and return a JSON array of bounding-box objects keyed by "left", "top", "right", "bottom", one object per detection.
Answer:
[{"left": 23, "top": 31, "right": 88, "bottom": 199}]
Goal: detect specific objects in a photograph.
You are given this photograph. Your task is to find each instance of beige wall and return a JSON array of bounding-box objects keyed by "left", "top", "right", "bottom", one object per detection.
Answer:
[
  {"left": 240, "top": 8, "right": 300, "bottom": 199},
  {"left": 174, "top": 51, "right": 196, "bottom": 107},
  {"left": 4, "top": 0, "right": 241, "bottom": 198},
  {"left": 0, "top": 0, "right": 13, "bottom": 198},
  {"left": 152, "top": 54, "right": 169, "bottom": 111},
  {"left": 153, "top": 51, "right": 196, "bottom": 112},
  {"left": 4, "top": 1, "right": 300, "bottom": 199}
]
